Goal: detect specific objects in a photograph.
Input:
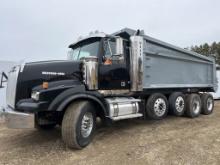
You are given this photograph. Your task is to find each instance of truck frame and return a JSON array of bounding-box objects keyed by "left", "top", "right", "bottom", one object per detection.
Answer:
[{"left": 0, "top": 28, "right": 217, "bottom": 149}]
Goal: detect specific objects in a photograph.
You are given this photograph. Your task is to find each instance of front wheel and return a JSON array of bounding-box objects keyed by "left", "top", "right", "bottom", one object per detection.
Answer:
[{"left": 62, "top": 101, "right": 96, "bottom": 149}]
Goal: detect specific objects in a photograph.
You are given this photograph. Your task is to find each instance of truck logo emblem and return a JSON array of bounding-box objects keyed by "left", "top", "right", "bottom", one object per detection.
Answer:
[{"left": 42, "top": 71, "right": 65, "bottom": 76}]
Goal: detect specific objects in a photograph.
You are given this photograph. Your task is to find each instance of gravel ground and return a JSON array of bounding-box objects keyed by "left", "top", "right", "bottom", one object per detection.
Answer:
[{"left": 0, "top": 101, "right": 220, "bottom": 165}]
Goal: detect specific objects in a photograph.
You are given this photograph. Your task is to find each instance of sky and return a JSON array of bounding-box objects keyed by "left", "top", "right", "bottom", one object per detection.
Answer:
[{"left": 0, "top": 0, "right": 220, "bottom": 62}]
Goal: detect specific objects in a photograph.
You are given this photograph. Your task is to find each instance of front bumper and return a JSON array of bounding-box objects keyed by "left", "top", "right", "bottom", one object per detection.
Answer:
[{"left": 0, "top": 106, "right": 35, "bottom": 129}]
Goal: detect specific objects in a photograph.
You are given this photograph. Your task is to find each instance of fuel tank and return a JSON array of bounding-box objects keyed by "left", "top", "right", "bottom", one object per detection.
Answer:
[{"left": 15, "top": 60, "right": 82, "bottom": 104}]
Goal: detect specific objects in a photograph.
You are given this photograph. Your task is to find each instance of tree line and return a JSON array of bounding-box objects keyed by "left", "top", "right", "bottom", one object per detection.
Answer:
[{"left": 190, "top": 42, "right": 220, "bottom": 64}]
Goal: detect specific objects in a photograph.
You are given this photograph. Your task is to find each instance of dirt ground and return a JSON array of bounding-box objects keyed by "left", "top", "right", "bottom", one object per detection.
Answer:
[{"left": 0, "top": 102, "right": 220, "bottom": 165}]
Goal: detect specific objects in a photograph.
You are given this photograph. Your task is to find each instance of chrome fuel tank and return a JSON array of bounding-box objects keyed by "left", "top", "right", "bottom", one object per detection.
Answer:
[{"left": 105, "top": 97, "right": 143, "bottom": 121}]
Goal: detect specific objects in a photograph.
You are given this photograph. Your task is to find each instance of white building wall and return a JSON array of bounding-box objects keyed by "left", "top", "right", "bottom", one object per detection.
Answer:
[{"left": 0, "top": 61, "right": 16, "bottom": 107}]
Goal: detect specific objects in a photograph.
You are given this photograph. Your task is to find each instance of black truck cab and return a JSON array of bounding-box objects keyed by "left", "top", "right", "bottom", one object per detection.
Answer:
[{"left": 68, "top": 36, "right": 130, "bottom": 90}]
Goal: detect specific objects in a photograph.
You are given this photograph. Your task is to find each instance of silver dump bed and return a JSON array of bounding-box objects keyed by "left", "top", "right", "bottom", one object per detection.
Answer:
[
  {"left": 142, "top": 35, "right": 217, "bottom": 91},
  {"left": 114, "top": 28, "right": 217, "bottom": 92}
]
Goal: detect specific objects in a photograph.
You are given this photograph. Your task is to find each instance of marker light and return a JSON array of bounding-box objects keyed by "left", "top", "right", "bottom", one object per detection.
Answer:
[{"left": 42, "top": 82, "right": 49, "bottom": 89}]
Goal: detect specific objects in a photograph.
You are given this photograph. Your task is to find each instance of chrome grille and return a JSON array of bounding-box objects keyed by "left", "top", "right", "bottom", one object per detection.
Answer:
[{"left": 6, "top": 65, "right": 20, "bottom": 108}]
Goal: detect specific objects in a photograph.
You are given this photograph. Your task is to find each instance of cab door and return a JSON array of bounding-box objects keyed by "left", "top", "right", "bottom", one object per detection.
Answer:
[{"left": 98, "top": 38, "right": 130, "bottom": 90}]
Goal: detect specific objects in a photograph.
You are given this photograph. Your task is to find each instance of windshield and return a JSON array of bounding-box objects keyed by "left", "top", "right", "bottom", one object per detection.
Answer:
[{"left": 68, "top": 41, "right": 100, "bottom": 61}]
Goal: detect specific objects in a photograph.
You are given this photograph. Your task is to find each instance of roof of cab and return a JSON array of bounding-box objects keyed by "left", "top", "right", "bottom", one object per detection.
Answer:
[{"left": 68, "top": 32, "right": 107, "bottom": 48}]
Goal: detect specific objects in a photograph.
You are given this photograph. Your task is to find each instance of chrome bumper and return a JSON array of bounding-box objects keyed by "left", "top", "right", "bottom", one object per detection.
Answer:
[{"left": 0, "top": 106, "right": 35, "bottom": 129}]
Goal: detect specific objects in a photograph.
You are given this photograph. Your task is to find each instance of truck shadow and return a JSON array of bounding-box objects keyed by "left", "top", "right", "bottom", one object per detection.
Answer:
[{"left": 3, "top": 114, "right": 195, "bottom": 152}]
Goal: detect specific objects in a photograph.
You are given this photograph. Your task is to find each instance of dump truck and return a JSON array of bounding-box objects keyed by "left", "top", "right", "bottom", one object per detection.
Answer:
[{"left": 0, "top": 28, "right": 217, "bottom": 149}]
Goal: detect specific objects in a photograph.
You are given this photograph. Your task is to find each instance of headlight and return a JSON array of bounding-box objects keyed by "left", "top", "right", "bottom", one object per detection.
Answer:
[{"left": 31, "top": 91, "right": 40, "bottom": 101}]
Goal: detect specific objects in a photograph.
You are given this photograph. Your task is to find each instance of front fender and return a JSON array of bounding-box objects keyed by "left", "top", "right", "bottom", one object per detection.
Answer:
[{"left": 48, "top": 86, "right": 108, "bottom": 116}]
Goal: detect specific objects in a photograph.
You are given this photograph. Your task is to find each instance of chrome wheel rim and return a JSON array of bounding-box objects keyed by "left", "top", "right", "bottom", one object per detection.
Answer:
[
  {"left": 154, "top": 98, "right": 166, "bottom": 117},
  {"left": 81, "top": 112, "right": 93, "bottom": 138},
  {"left": 193, "top": 99, "right": 200, "bottom": 114},
  {"left": 207, "top": 97, "right": 213, "bottom": 111},
  {"left": 175, "top": 96, "right": 185, "bottom": 112}
]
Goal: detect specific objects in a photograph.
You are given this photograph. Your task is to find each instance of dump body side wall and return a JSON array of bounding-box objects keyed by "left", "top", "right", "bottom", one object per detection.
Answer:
[{"left": 142, "top": 37, "right": 217, "bottom": 91}]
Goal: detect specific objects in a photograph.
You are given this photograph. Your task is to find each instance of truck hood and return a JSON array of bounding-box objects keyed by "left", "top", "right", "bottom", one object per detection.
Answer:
[
  {"left": 21, "top": 60, "right": 82, "bottom": 81},
  {"left": 16, "top": 60, "right": 82, "bottom": 103}
]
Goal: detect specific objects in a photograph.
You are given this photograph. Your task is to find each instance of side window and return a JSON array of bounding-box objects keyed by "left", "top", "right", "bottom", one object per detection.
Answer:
[
  {"left": 104, "top": 39, "right": 116, "bottom": 58},
  {"left": 103, "top": 38, "right": 125, "bottom": 64},
  {"left": 67, "top": 48, "right": 80, "bottom": 61},
  {"left": 72, "top": 48, "right": 80, "bottom": 60}
]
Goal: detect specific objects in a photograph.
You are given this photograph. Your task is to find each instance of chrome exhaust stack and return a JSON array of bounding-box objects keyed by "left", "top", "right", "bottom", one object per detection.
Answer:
[
  {"left": 130, "top": 36, "right": 144, "bottom": 92},
  {"left": 82, "top": 56, "right": 98, "bottom": 90}
]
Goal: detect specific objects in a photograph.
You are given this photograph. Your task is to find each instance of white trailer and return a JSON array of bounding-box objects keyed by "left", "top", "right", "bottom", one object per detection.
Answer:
[{"left": 211, "top": 66, "right": 220, "bottom": 99}]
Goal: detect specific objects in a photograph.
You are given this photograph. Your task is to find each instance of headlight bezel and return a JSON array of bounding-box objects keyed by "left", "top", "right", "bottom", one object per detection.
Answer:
[{"left": 31, "top": 91, "right": 40, "bottom": 101}]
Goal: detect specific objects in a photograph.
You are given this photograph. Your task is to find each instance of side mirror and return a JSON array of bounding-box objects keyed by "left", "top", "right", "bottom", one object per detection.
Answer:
[{"left": 115, "top": 37, "right": 124, "bottom": 56}]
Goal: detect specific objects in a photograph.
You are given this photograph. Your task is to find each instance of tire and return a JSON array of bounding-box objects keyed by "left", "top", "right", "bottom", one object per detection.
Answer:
[
  {"left": 62, "top": 101, "right": 96, "bottom": 149},
  {"left": 201, "top": 93, "right": 214, "bottom": 115},
  {"left": 186, "top": 93, "right": 201, "bottom": 118},
  {"left": 168, "top": 92, "right": 186, "bottom": 116},
  {"left": 146, "top": 93, "right": 168, "bottom": 120}
]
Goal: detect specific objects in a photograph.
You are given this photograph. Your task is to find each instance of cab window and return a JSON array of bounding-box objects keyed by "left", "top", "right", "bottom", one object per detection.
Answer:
[
  {"left": 103, "top": 38, "right": 125, "bottom": 64},
  {"left": 104, "top": 38, "right": 116, "bottom": 58}
]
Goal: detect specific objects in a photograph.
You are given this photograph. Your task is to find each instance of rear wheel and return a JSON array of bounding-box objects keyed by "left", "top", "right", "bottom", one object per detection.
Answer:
[
  {"left": 186, "top": 94, "right": 201, "bottom": 118},
  {"left": 201, "top": 93, "right": 214, "bottom": 115},
  {"left": 146, "top": 93, "right": 168, "bottom": 120},
  {"left": 168, "top": 92, "right": 186, "bottom": 116},
  {"left": 62, "top": 101, "right": 96, "bottom": 149}
]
